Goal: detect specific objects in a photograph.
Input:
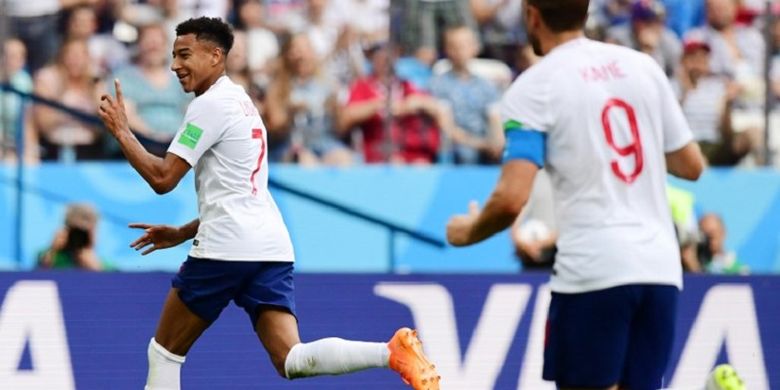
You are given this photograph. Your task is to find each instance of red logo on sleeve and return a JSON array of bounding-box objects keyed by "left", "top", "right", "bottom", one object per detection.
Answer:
[{"left": 252, "top": 128, "right": 263, "bottom": 139}]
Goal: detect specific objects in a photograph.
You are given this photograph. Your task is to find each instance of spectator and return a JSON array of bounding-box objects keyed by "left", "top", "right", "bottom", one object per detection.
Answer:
[
  {"left": 227, "top": 30, "right": 266, "bottom": 112},
  {"left": 303, "top": 0, "right": 340, "bottom": 59},
  {"left": 430, "top": 26, "right": 503, "bottom": 164},
  {"left": 37, "top": 203, "right": 104, "bottom": 271},
  {"left": 108, "top": 23, "right": 190, "bottom": 157},
  {"left": 265, "top": 33, "right": 352, "bottom": 165},
  {"left": 338, "top": 43, "right": 449, "bottom": 164},
  {"left": 303, "top": 0, "right": 365, "bottom": 86},
  {"left": 326, "top": 0, "right": 390, "bottom": 46},
  {"left": 6, "top": 0, "right": 70, "bottom": 73},
  {"left": 122, "top": 0, "right": 229, "bottom": 43},
  {"left": 33, "top": 39, "right": 105, "bottom": 161},
  {"left": 673, "top": 38, "right": 750, "bottom": 165},
  {"left": 63, "top": 4, "right": 129, "bottom": 78},
  {"left": 469, "top": 0, "right": 524, "bottom": 66},
  {"left": 235, "top": 0, "right": 280, "bottom": 87},
  {"left": 399, "top": 0, "right": 477, "bottom": 65},
  {"left": 596, "top": 0, "right": 634, "bottom": 26},
  {"left": 686, "top": 0, "right": 764, "bottom": 81},
  {"left": 698, "top": 213, "right": 749, "bottom": 275},
  {"left": 263, "top": 0, "right": 308, "bottom": 34},
  {"left": 686, "top": 0, "right": 766, "bottom": 163},
  {"left": 0, "top": 38, "right": 37, "bottom": 163},
  {"left": 170, "top": 0, "right": 229, "bottom": 21},
  {"left": 511, "top": 170, "right": 557, "bottom": 271},
  {"left": 606, "top": 0, "right": 682, "bottom": 76},
  {"left": 770, "top": 14, "right": 780, "bottom": 107}
]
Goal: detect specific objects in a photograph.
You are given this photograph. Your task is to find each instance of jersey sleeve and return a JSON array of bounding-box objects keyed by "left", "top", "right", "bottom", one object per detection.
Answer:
[
  {"left": 500, "top": 72, "right": 552, "bottom": 167},
  {"left": 167, "top": 97, "right": 224, "bottom": 167},
  {"left": 650, "top": 58, "right": 694, "bottom": 152}
]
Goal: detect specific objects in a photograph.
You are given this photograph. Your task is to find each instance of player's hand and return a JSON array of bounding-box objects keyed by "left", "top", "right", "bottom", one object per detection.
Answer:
[
  {"left": 128, "top": 223, "right": 187, "bottom": 255},
  {"left": 98, "top": 79, "right": 130, "bottom": 138},
  {"left": 446, "top": 201, "right": 480, "bottom": 247}
]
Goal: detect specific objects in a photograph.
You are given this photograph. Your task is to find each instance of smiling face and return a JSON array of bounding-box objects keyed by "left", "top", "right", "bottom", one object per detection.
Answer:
[{"left": 170, "top": 33, "right": 224, "bottom": 95}]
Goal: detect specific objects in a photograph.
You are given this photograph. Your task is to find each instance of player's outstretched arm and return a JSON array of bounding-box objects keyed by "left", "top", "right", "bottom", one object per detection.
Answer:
[
  {"left": 128, "top": 219, "right": 199, "bottom": 255},
  {"left": 98, "top": 79, "right": 191, "bottom": 194},
  {"left": 447, "top": 159, "right": 537, "bottom": 246},
  {"left": 666, "top": 142, "right": 704, "bottom": 181}
]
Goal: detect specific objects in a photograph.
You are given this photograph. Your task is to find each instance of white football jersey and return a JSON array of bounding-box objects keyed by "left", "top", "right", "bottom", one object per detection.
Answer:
[
  {"left": 168, "top": 76, "right": 295, "bottom": 262},
  {"left": 501, "top": 38, "right": 693, "bottom": 293}
]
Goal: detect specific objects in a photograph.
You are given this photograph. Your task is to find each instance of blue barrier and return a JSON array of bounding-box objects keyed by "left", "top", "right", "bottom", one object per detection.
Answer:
[
  {"left": 1, "top": 164, "right": 780, "bottom": 273},
  {"left": 0, "top": 273, "right": 776, "bottom": 389}
]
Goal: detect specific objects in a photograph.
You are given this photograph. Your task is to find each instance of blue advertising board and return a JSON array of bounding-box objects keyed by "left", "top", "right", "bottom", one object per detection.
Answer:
[{"left": 0, "top": 273, "right": 776, "bottom": 389}]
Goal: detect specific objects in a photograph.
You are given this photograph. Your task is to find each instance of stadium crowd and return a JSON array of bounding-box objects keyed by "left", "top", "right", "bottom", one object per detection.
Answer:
[
  {"left": 0, "top": 0, "right": 778, "bottom": 167},
  {"left": 0, "top": 0, "right": 756, "bottom": 275}
]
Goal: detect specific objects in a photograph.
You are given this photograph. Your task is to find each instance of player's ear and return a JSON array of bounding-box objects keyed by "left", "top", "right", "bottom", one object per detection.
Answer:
[
  {"left": 525, "top": 4, "right": 540, "bottom": 30},
  {"left": 211, "top": 47, "right": 221, "bottom": 66}
]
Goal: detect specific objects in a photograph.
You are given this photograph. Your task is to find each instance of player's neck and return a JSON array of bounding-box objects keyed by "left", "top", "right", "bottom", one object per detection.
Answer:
[
  {"left": 195, "top": 71, "right": 226, "bottom": 96},
  {"left": 542, "top": 30, "right": 585, "bottom": 55}
]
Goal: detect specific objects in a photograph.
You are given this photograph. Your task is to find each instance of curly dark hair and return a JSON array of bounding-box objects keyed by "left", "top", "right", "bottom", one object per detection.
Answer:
[{"left": 175, "top": 17, "right": 234, "bottom": 55}]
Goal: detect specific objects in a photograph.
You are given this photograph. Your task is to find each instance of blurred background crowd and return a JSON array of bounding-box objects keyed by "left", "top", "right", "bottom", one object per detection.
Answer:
[
  {"left": 1, "top": 0, "right": 779, "bottom": 168},
  {"left": 0, "top": 0, "right": 773, "bottom": 275}
]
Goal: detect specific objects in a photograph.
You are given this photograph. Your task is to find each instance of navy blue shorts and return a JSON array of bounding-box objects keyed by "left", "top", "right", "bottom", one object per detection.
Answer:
[
  {"left": 171, "top": 257, "right": 296, "bottom": 328},
  {"left": 543, "top": 284, "right": 678, "bottom": 390}
]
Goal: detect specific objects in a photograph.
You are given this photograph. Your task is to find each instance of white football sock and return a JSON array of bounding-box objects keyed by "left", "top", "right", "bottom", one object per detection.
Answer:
[
  {"left": 284, "top": 338, "right": 390, "bottom": 379},
  {"left": 145, "top": 338, "right": 186, "bottom": 390}
]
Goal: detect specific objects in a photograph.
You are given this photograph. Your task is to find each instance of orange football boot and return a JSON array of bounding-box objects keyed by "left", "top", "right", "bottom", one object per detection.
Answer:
[{"left": 388, "top": 327, "right": 440, "bottom": 390}]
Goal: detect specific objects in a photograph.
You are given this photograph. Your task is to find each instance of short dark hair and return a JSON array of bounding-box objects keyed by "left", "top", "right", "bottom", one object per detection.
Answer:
[
  {"left": 175, "top": 17, "right": 234, "bottom": 55},
  {"left": 527, "top": 0, "right": 590, "bottom": 32}
]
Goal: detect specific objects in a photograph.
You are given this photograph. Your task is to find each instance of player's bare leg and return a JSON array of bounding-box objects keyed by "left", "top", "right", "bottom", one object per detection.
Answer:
[
  {"left": 255, "top": 308, "right": 439, "bottom": 389},
  {"left": 253, "top": 307, "right": 301, "bottom": 377},
  {"left": 154, "top": 288, "right": 210, "bottom": 354},
  {"left": 145, "top": 288, "right": 210, "bottom": 390}
]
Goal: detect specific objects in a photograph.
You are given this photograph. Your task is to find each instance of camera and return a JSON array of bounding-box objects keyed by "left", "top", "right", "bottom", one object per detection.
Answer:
[
  {"left": 697, "top": 233, "right": 713, "bottom": 265},
  {"left": 63, "top": 227, "right": 91, "bottom": 253}
]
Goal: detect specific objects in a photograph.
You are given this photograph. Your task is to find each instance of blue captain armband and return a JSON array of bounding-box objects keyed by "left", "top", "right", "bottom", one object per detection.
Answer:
[{"left": 502, "top": 120, "right": 546, "bottom": 167}]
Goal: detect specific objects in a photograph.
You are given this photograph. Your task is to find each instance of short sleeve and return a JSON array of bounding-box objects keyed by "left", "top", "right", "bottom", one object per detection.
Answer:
[
  {"left": 500, "top": 70, "right": 553, "bottom": 134},
  {"left": 167, "top": 97, "right": 224, "bottom": 167},
  {"left": 500, "top": 71, "right": 551, "bottom": 167},
  {"left": 650, "top": 59, "right": 694, "bottom": 152}
]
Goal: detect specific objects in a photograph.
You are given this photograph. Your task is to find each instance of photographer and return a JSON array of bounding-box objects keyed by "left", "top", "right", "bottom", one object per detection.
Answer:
[
  {"left": 37, "top": 203, "right": 103, "bottom": 271},
  {"left": 697, "top": 213, "right": 749, "bottom": 275}
]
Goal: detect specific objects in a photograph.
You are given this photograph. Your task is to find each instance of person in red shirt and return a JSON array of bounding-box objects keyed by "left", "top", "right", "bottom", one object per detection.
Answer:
[{"left": 338, "top": 43, "right": 452, "bottom": 164}]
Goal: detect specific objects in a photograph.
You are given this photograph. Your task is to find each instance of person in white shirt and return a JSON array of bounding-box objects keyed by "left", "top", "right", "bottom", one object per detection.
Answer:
[
  {"left": 98, "top": 16, "right": 438, "bottom": 390},
  {"left": 446, "top": 0, "right": 704, "bottom": 389}
]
